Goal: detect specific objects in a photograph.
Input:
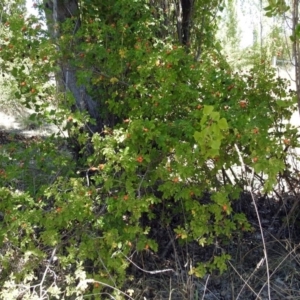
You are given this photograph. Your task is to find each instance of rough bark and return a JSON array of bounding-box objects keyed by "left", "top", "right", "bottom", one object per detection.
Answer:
[
  {"left": 44, "top": 0, "right": 102, "bottom": 133},
  {"left": 181, "top": 0, "right": 193, "bottom": 46}
]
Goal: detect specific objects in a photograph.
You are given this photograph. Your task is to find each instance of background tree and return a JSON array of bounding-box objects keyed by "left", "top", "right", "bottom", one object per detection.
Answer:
[
  {"left": 265, "top": 0, "right": 300, "bottom": 112},
  {"left": 218, "top": 0, "right": 241, "bottom": 66}
]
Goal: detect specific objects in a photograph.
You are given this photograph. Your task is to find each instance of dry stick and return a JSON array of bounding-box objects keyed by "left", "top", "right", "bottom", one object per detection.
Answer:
[
  {"left": 277, "top": 170, "right": 299, "bottom": 237},
  {"left": 168, "top": 277, "right": 175, "bottom": 300},
  {"left": 235, "top": 257, "right": 266, "bottom": 300},
  {"left": 234, "top": 144, "right": 271, "bottom": 300},
  {"left": 201, "top": 274, "right": 210, "bottom": 300},
  {"left": 39, "top": 246, "right": 57, "bottom": 299},
  {"left": 167, "top": 226, "right": 185, "bottom": 282},
  {"left": 97, "top": 254, "right": 117, "bottom": 287},
  {"left": 228, "top": 260, "right": 260, "bottom": 299},
  {"left": 256, "top": 243, "right": 300, "bottom": 298},
  {"left": 81, "top": 279, "right": 135, "bottom": 300},
  {"left": 222, "top": 167, "right": 233, "bottom": 185},
  {"left": 230, "top": 272, "right": 235, "bottom": 300},
  {"left": 122, "top": 253, "right": 176, "bottom": 274}
]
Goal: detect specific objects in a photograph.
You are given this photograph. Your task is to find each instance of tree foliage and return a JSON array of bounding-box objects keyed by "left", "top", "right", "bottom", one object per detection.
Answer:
[{"left": 0, "top": 0, "right": 298, "bottom": 298}]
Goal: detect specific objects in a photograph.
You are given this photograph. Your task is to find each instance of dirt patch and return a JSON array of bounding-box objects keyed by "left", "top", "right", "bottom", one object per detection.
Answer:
[{"left": 0, "top": 110, "right": 64, "bottom": 138}]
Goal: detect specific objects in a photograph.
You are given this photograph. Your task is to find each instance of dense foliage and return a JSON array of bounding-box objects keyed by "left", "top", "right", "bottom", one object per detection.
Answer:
[{"left": 0, "top": 0, "right": 298, "bottom": 298}]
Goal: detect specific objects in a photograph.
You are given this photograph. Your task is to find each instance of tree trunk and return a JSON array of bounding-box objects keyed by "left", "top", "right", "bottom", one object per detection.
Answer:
[
  {"left": 181, "top": 0, "right": 193, "bottom": 46},
  {"left": 292, "top": 0, "right": 300, "bottom": 116},
  {"left": 43, "top": 0, "right": 102, "bottom": 133}
]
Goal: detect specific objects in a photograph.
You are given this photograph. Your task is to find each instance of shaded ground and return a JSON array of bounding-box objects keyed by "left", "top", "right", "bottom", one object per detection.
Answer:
[
  {"left": 125, "top": 192, "right": 300, "bottom": 299},
  {"left": 0, "top": 129, "right": 41, "bottom": 145}
]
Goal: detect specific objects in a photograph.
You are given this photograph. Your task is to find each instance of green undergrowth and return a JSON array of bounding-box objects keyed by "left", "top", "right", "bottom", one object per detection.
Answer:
[{"left": 0, "top": 0, "right": 299, "bottom": 298}]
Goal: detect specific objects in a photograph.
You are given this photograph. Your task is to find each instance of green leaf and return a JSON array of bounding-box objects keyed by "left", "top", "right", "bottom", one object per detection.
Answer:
[
  {"left": 203, "top": 105, "right": 214, "bottom": 115},
  {"left": 276, "top": 100, "right": 290, "bottom": 107},
  {"left": 290, "top": 34, "right": 296, "bottom": 42},
  {"left": 295, "top": 24, "right": 300, "bottom": 38},
  {"left": 218, "top": 118, "right": 228, "bottom": 130},
  {"left": 263, "top": 5, "right": 272, "bottom": 11},
  {"left": 193, "top": 131, "right": 202, "bottom": 143},
  {"left": 265, "top": 11, "right": 275, "bottom": 17},
  {"left": 210, "top": 111, "right": 219, "bottom": 120},
  {"left": 211, "top": 140, "right": 221, "bottom": 150}
]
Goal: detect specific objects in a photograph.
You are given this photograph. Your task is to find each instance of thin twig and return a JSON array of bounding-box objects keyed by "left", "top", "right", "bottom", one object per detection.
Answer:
[
  {"left": 201, "top": 274, "right": 210, "bottom": 300},
  {"left": 39, "top": 247, "right": 57, "bottom": 298},
  {"left": 82, "top": 279, "right": 135, "bottom": 300},
  {"left": 168, "top": 277, "right": 175, "bottom": 300},
  {"left": 228, "top": 260, "right": 259, "bottom": 299},
  {"left": 257, "top": 243, "right": 300, "bottom": 298},
  {"left": 122, "top": 253, "right": 176, "bottom": 274}
]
